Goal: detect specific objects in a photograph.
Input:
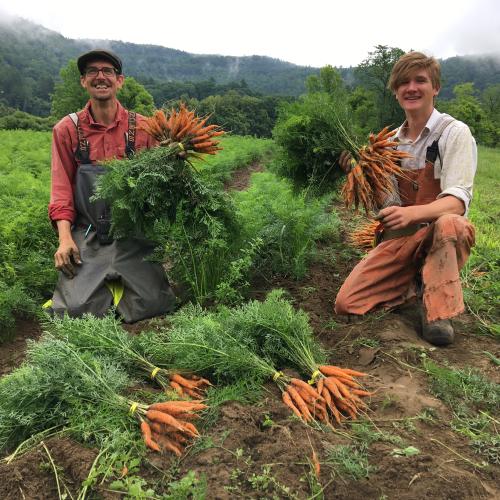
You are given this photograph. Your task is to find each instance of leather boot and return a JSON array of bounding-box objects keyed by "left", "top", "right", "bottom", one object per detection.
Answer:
[{"left": 421, "top": 317, "right": 455, "bottom": 346}]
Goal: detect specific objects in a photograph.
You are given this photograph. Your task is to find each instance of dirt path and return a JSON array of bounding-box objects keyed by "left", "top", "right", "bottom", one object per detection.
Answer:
[
  {"left": 224, "top": 161, "right": 265, "bottom": 191},
  {"left": 1, "top": 174, "right": 498, "bottom": 499}
]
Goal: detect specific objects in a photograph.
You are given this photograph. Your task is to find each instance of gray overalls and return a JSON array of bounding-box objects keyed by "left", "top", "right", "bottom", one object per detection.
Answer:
[{"left": 50, "top": 112, "right": 176, "bottom": 322}]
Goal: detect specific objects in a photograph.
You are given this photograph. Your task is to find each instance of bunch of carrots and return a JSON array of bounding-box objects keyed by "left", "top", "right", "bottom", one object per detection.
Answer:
[
  {"left": 348, "top": 218, "right": 381, "bottom": 251},
  {"left": 281, "top": 366, "right": 371, "bottom": 425},
  {"left": 167, "top": 373, "right": 212, "bottom": 399},
  {"left": 129, "top": 399, "right": 207, "bottom": 455},
  {"left": 142, "top": 103, "right": 224, "bottom": 158},
  {"left": 342, "top": 127, "right": 411, "bottom": 213}
]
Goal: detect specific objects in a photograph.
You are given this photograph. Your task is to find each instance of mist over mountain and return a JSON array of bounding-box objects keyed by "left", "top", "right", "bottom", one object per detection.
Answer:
[{"left": 1, "top": 16, "right": 499, "bottom": 116}]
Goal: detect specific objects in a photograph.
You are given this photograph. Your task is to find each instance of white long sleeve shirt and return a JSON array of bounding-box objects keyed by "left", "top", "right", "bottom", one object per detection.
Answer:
[{"left": 395, "top": 109, "right": 477, "bottom": 215}]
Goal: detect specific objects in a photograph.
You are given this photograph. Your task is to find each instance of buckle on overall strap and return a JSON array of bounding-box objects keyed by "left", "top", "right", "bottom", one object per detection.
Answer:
[
  {"left": 381, "top": 223, "right": 428, "bottom": 242},
  {"left": 426, "top": 140, "right": 440, "bottom": 164},
  {"left": 125, "top": 111, "right": 137, "bottom": 159},
  {"left": 69, "top": 112, "right": 91, "bottom": 163}
]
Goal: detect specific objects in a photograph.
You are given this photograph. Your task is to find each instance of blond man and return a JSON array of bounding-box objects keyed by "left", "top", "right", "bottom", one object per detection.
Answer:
[{"left": 335, "top": 51, "right": 476, "bottom": 346}]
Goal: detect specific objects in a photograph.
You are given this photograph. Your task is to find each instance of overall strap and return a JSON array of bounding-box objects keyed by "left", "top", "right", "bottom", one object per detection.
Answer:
[
  {"left": 69, "top": 112, "right": 91, "bottom": 164},
  {"left": 425, "top": 115, "right": 455, "bottom": 165},
  {"left": 125, "top": 111, "right": 137, "bottom": 159}
]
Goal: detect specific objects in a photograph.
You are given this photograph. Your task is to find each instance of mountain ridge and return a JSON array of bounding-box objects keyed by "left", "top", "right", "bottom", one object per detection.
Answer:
[{"left": 1, "top": 16, "right": 499, "bottom": 116}]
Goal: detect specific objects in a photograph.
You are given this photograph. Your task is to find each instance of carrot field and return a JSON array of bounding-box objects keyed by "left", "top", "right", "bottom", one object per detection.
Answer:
[{"left": 0, "top": 131, "right": 498, "bottom": 499}]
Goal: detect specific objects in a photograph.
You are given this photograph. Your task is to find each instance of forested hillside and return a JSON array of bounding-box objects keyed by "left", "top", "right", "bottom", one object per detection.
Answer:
[
  {"left": 1, "top": 16, "right": 500, "bottom": 117},
  {"left": 0, "top": 17, "right": 318, "bottom": 115}
]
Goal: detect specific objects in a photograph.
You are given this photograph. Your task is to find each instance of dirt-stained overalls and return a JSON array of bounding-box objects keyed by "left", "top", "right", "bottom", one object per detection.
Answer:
[
  {"left": 335, "top": 117, "right": 475, "bottom": 323},
  {"left": 50, "top": 112, "right": 176, "bottom": 322}
]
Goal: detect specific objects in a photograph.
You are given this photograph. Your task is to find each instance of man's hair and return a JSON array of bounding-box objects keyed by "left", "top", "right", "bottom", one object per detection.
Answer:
[{"left": 388, "top": 51, "right": 441, "bottom": 92}]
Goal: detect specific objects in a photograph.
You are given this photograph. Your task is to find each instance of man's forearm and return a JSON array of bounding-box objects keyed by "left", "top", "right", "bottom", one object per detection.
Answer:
[
  {"left": 410, "top": 195, "right": 465, "bottom": 224},
  {"left": 379, "top": 195, "right": 466, "bottom": 230}
]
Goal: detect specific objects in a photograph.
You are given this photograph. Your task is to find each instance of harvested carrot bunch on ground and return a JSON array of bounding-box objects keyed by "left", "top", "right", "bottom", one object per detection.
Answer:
[
  {"left": 132, "top": 399, "right": 207, "bottom": 455},
  {"left": 342, "top": 126, "right": 412, "bottom": 214},
  {"left": 348, "top": 218, "right": 382, "bottom": 251},
  {"left": 168, "top": 373, "right": 212, "bottom": 399},
  {"left": 309, "top": 365, "right": 372, "bottom": 424},
  {"left": 235, "top": 290, "right": 376, "bottom": 425},
  {"left": 142, "top": 103, "right": 224, "bottom": 158},
  {"left": 282, "top": 377, "right": 328, "bottom": 424}
]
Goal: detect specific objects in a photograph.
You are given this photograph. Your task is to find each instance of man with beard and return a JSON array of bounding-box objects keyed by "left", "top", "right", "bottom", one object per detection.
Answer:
[{"left": 48, "top": 49, "right": 176, "bottom": 322}]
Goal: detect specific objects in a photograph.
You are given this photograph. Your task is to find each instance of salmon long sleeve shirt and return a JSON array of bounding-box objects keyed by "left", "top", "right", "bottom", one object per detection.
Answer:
[{"left": 49, "top": 100, "right": 156, "bottom": 224}]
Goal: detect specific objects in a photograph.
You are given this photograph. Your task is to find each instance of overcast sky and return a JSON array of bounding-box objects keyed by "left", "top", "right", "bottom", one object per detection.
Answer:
[{"left": 1, "top": 0, "right": 499, "bottom": 67}]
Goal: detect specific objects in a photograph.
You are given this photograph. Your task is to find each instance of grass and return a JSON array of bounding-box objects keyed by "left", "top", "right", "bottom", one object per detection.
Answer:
[
  {"left": 194, "top": 135, "right": 275, "bottom": 186},
  {"left": 324, "top": 443, "right": 374, "bottom": 480},
  {"left": 0, "top": 130, "right": 56, "bottom": 338},
  {"left": 234, "top": 171, "right": 341, "bottom": 279},
  {"left": 461, "top": 145, "right": 500, "bottom": 336},
  {"left": 423, "top": 358, "right": 500, "bottom": 414},
  {"left": 0, "top": 132, "right": 274, "bottom": 338},
  {"left": 423, "top": 357, "right": 500, "bottom": 464}
]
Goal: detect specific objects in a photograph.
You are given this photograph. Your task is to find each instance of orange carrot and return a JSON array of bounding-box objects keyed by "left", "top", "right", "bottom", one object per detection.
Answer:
[
  {"left": 319, "top": 366, "right": 354, "bottom": 379},
  {"left": 351, "top": 389, "right": 374, "bottom": 397},
  {"left": 312, "top": 450, "right": 321, "bottom": 478},
  {"left": 335, "top": 376, "right": 361, "bottom": 389},
  {"left": 282, "top": 391, "right": 303, "bottom": 419},
  {"left": 154, "top": 433, "right": 183, "bottom": 457},
  {"left": 149, "top": 401, "right": 208, "bottom": 413},
  {"left": 169, "top": 381, "right": 184, "bottom": 395},
  {"left": 332, "top": 379, "right": 353, "bottom": 399},
  {"left": 322, "top": 387, "right": 342, "bottom": 424},
  {"left": 181, "top": 421, "right": 200, "bottom": 437},
  {"left": 170, "top": 373, "right": 201, "bottom": 390},
  {"left": 183, "top": 387, "right": 203, "bottom": 399},
  {"left": 286, "top": 386, "right": 313, "bottom": 421},
  {"left": 141, "top": 421, "right": 161, "bottom": 452},
  {"left": 323, "top": 377, "right": 343, "bottom": 400},
  {"left": 146, "top": 410, "right": 195, "bottom": 436},
  {"left": 290, "top": 378, "right": 324, "bottom": 401},
  {"left": 340, "top": 368, "right": 368, "bottom": 377},
  {"left": 316, "top": 377, "right": 324, "bottom": 397}
]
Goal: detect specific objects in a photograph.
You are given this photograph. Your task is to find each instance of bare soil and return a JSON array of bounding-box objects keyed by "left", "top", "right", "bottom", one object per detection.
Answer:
[
  {"left": 1, "top": 165, "right": 498, "bottom": 499},
  {"left": 223, "top": 162, "right": 265, "bottom": 191}
]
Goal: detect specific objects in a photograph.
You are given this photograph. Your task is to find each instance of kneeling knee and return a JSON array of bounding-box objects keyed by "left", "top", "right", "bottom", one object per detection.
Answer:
[
  {"left": 334, "top": 289, "right": 350, "bottom": 315},
  {"left": 433, "top": 214, "right": 475, "bottom": 248}
]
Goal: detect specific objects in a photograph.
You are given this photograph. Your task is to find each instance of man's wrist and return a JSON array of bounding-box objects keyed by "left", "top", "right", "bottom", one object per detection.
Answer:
[{"left": 56, "top": 220, "right": 73, "bottom": 241}]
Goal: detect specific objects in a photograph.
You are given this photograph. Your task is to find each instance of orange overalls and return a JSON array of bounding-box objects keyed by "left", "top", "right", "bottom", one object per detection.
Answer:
[{"left": 335, "top": 140, "right": 475, "bottom": 323}]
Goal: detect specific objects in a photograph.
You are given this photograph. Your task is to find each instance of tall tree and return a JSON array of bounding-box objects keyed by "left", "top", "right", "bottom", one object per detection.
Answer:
[
  {"left": 481, "top": 84, "right": 500, "bottom": 126},
  {"left": 50, "top": 60, "right": 87, "bottom": 119},
  {"left": 354, "top": 45, "right": 405, "bottom": 129},
  {"left": 117, "top": 77, "right": 155, "bottom": 116},
  {"left": 441, "top": 83, "right": 499, "bottom": 146},
  {"left": 306, "top": 65, "right": 345, "bottom": 96}
]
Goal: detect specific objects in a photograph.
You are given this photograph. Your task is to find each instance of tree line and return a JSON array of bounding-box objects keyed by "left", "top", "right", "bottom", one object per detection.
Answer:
[{"left": 1, "top": 46, "right": 499, "bottom": 146}]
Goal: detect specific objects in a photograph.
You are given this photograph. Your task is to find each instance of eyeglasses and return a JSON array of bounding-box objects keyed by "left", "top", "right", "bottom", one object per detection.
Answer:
[{"left": 84, "top": 66, "right": 118, "bottom": 77}]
